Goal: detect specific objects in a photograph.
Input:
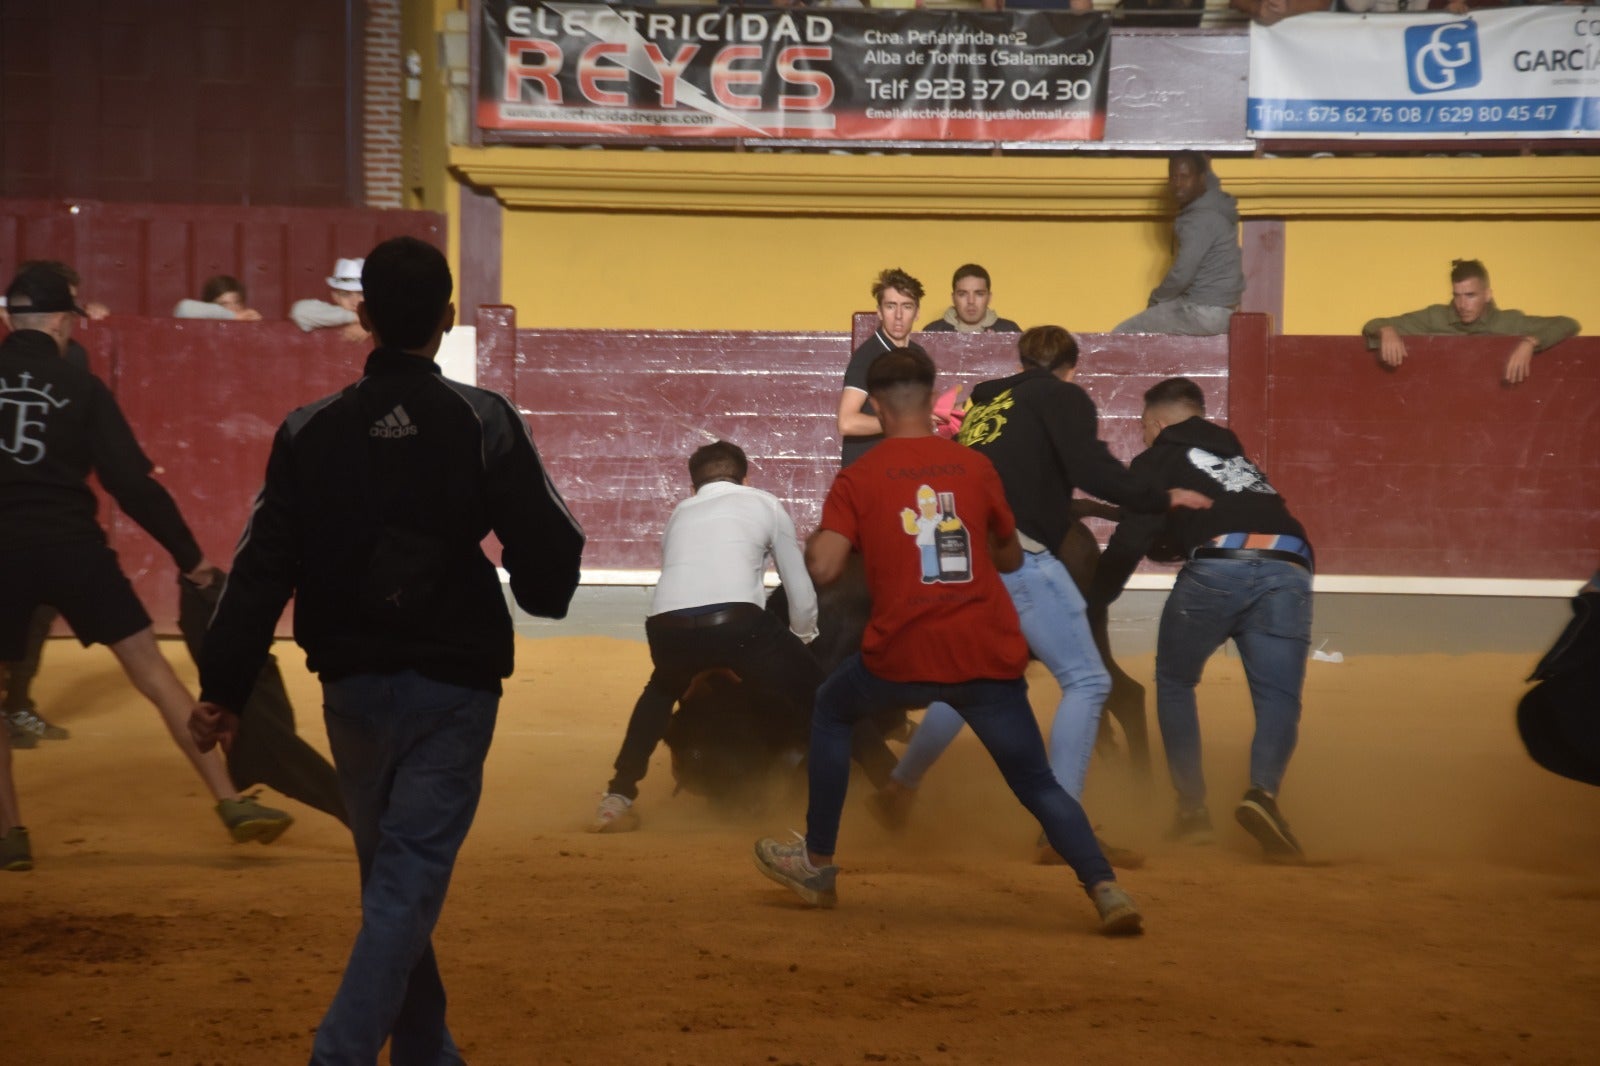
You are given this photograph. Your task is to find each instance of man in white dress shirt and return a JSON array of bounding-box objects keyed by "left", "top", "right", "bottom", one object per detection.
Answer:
[{"left": 591, "top": 440, "right": 820, "bottom": 832}]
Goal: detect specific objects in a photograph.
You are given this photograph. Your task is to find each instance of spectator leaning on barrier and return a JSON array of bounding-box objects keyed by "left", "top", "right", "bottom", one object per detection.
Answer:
[
  {"left": 1361, "top": 258, "right": 1580, "bottom": 384},
  {"left": 1230, "top": 0, "right": 1332, "bottom": 25},
  {"left": 1113, "top": 151, "right": 1244, "bottom": 337},
  {"left": 174, "top": 275, "right": 261, "bottom": 321},
  {"left": 921, "top": 263, "right": 1023, "bottom": 335},
  {"left": 290, "top": 257, "right": 369, "bottom": 341}
]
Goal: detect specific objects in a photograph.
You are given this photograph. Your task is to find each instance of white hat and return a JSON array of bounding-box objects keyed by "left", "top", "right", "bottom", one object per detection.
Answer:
[{"left": 326, "top": 258, "right": 364, "bottom": 292}]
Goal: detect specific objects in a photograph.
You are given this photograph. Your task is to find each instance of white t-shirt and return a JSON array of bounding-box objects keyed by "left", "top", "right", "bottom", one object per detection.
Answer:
[{"left": 650, "top": 480, "right": 818, "bottom": 642}]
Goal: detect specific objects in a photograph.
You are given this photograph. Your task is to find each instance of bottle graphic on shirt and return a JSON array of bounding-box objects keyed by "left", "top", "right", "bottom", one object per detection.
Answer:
[{"left": 935, "top": 491, "right": 971, "bottom": 582}]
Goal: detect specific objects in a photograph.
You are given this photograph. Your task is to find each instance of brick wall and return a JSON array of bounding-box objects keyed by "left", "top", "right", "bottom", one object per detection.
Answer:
[{"left": 363, "top": 0, "right": 405, "bottom": 208}]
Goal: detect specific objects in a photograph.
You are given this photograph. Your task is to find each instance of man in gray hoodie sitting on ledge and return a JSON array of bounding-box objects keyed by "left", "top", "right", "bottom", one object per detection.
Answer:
[{"left": 1114, "top": 151, "right": 1244, "bottom": 337}]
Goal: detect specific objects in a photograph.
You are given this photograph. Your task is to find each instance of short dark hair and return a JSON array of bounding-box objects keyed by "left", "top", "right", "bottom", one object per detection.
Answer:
[
  {"left": 871, "top": 267, "right": 924, "bottom": 305},
  {"left": 360, "top": 237, "right": 453, "bottom": 350},
  {"left": 1143, "top": 376, "right": 1206, "bottom": 415},
  {"left": 1169, "top": 150, "right": 1210, "bottom": 176},
  {"left": 201, "top": 274, "right": 245, "bottom": 303},
  {"left": 1017, "top": 325, "right": 1078, "bottom": 373},
  {"left": 866, "top": 346, "right": 936, "bottom": 415},
  {"left": 951, "top": 263, "right": 990, "bottom": 290},
  {"left": 1450, "top": 258, "right": 1489, "bottom": 286},
  {"left": 688, "top": 440, "right": 748, "bottom": 489}
]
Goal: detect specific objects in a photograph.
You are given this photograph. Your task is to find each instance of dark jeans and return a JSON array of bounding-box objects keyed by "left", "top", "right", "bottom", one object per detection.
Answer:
[
  {"left": 609, "top": 604, "right": 822, "bottom": 800},
  {"left": 806, "top": 654, "right": 1115, "bottom": 893},
  {"left": 311, "top": 671, "right": 497, "bottom": 1066},
  {"left": 1154, "top": 558, "right": 1312, "bottom": 812}
]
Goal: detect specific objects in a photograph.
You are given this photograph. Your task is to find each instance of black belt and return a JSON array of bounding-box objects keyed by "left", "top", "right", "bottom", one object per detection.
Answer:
[
  {"left": 1189, "top": 547, "right": 1312, "bottom": 572},
  {"left": 649, "top": 603, "right": 760, "bottom": 629}
]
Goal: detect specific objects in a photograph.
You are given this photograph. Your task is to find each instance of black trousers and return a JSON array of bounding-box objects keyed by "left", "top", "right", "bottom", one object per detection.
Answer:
[
  {"left": 177, "top": 574, "right": 349, "bottom": 825},
  {"left": 608, "top": 604, "right": 822, "bottom": 800}
]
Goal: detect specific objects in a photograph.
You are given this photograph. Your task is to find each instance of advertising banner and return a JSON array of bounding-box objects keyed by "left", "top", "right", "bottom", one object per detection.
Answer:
[
  {"left": 478, "top": 1, "right": 1109, "bottom": 142},
  {"left": 1248, "top": 9, "right": 1600, "bottom": 138}
]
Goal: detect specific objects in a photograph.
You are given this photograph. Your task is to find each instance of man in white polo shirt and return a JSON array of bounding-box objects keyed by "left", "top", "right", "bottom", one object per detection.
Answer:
[{"left": 591, "top": 440, "right": 820, "bottom": 831}]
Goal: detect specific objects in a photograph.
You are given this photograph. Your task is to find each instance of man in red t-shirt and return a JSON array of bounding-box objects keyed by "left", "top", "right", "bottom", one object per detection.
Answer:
[{"left": 753, "top": 348, "right": 1143, "bottom": 936}]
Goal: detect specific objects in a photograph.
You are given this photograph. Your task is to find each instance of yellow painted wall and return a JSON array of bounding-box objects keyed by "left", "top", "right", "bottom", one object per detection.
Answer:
[
  {"left": 465, "top": 153, "right": 1599, "bottom": 336},
  {"left": 499, "top": 209, "right": 1171, "bottom": 333},
  {"left": 1284, "top": 219, "right": 1599, "bottom": 336}
]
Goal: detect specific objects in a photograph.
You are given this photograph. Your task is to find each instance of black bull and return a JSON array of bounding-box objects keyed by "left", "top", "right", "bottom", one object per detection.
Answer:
[{"left": 663, "top": 510, "right": 1151, "bottom": 805}]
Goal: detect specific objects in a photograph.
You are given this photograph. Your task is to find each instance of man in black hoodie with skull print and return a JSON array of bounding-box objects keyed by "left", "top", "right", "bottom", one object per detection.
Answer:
[{"left": 1089, "top": 377, "right": 1312, "bottom": 864}]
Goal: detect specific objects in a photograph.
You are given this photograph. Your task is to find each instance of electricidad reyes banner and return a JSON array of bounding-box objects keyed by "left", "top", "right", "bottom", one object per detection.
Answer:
[
  {"left": 478, "top": 2, "right": 1109, "bottom": 141},
  {"left": 1248, "top": 9, "right": 1600, "bottom": 138}
]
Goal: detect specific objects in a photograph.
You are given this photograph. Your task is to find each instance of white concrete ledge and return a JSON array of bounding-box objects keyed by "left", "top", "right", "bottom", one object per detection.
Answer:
[{"left": 500, "top": 569, "right": 1578, "bottom": 598}]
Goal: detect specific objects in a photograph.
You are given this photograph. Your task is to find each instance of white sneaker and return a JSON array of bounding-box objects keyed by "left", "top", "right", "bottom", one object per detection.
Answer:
[{"left": 590, "top": 792, "right": 640, "bottom": 833}]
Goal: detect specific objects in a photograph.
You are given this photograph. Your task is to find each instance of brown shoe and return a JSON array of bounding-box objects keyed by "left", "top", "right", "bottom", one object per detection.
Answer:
[{"left": 1035, "top": 833, "right": 1146, "bottom": 871}]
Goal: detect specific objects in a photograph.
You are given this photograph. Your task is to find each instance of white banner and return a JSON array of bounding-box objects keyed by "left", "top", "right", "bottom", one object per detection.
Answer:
[{"left": 1248, "top": 9, "right": 1600, "bottom": 138}]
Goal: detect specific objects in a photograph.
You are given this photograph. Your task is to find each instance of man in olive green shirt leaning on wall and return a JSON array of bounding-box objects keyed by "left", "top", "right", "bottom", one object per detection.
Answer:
[{"left": 1362, "top": 259, "right": 1580, "bottom": 384}]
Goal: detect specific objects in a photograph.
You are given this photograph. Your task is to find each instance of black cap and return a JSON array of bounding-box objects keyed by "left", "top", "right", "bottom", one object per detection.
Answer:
[{"left": 5, "top": 265, "right": 86, "bottom": 316}]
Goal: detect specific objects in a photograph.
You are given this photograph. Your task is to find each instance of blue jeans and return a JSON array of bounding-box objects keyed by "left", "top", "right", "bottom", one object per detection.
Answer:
[
  {"left": 1154, "top": 559, "right": 1312, "bottom": 813},
  {"left": 312, "top": 671, "right": 498, "bottom": 1066},
  {"left": 1112, "top": 299, "right": 1234, "bottom": 336},
  {"left": 893, "top": 551, "right": 1111, "bottom": 799},
  {"left": 806, "top": 654, "right": 1114, "bottom": 892}
]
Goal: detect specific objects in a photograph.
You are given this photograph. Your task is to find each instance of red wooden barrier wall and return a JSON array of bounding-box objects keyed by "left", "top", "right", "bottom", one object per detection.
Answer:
[
  {"left": 1239, "top": 326, "right": 1600, "bottom": 580},
  {"left": 9, "top": 312, "right": 1592, "bottom": 637},
  {"left": 90, "top": 318, "right": 372, "bottom": 631},
  {"left": 0, "top": 199, "right": 444, "bottom": 321}
]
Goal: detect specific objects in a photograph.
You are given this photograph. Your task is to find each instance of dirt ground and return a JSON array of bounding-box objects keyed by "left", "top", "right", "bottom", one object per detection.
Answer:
[{"left": 3, "top": 635, "right": 1598, "bottom": 1065}]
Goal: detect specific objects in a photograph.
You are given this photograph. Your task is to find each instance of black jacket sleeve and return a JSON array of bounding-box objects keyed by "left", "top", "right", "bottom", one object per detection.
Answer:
[
  {"left": 1048, "top": 386, "right": 1170, "bottom": 515},
  {"left": 198, "top": 425, "right": 302, "bottom": 713},
  {"left": 87, "top": 382, "right": 202, "bottom": 572},
  {"left": 481, "top": 394, "right": 585, "bottom": 619},
  {"left": 1087, "top": 450, "right": 1170, "bottom": 608}
]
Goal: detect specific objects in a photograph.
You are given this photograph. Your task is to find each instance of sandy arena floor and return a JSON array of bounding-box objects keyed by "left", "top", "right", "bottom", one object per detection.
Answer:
[{"left": 3, "top": 635, "right": 1598, "bottom": 1065}]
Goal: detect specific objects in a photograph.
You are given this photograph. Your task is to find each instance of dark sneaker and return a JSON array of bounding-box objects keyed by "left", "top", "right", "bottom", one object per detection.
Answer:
[
  {"left": 1035, "top": 832, "right": 1146, "bottom": 870},
  {"left": 1235, "top": 788, "right": 1305, "bottom": 862},
  {"left": 1166, "top": 806, "right": 1215, "bottom": 845},
  {"left": 753, "top": 834, "right": 838, "bottom": 908},
  {"left": 8, "top": 707, "right": 69, "bottom": 741},
  {"left": 216, "top": 794, "right": 294, "bottom": 845},
  {"left": 1, "top": 826, "right": 33, "bottom": 872},
  {"left": 590, "top": 792, "right": 640, "bottom": 833},
  {"left": 1090, "top": 882, "right": 1144, "bottom": 936}
]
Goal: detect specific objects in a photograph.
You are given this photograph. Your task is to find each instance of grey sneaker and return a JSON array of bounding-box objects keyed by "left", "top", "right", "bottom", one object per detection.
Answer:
[
  {"left": 4, "top": 716, "right": 39, "bottom": 749},
  {"left": 590, "top": 792, "right": 640, "bottom": 834},
  {"left": 8, "top": 707, "right": 69, "bottom": 741},
  {"left": 1091, "top": 882, "right": 1144, "bottom": 936},
  {"left": 753, "top": 834, "right": 838, "bottom": 908},
  {"left": 216, "top": 794, "right": 293, "bottom": 844},
  {"left": 1235, "top": 788, "right": 1305, "bottom": 863},
  {"left": 1, "top": 826, "right": 33, "bottom": 872}
]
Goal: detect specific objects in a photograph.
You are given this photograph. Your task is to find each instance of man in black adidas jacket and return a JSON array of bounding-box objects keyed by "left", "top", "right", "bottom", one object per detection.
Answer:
[
  {"left": 1090, "top": 376, "right": 1313, "bottom": 863},
  {"left": 190, "top": 237, "right": 585, "bottom": 1064},
  {"left": 1, "top": 264, "right": 291, "bottom": 874}
]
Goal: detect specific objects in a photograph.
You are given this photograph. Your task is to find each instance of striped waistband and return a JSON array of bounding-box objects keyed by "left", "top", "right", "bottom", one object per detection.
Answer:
[{"left": 1206, "top": 533, "right": 1312, "bottom": 557}]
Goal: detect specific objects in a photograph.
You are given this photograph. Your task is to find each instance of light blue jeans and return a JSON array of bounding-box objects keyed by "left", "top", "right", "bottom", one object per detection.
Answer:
[
  {"left": 311, "top": 671, "right": 498, "bottom": 1066},
  {"left": 1112, "top": 299, "right": 1234, "bottom": 337},
  {"left": 1154, "top": 558, "right": 1312, "bottom": 813},
  {"left": 891, "top": 551, "right": 1111, "bottom": 799}
]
